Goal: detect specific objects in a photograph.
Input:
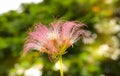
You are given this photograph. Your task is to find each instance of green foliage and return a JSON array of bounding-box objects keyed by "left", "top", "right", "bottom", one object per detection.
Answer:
[{"left": 0, "top": 0, "right": 120, "bottom": 76}]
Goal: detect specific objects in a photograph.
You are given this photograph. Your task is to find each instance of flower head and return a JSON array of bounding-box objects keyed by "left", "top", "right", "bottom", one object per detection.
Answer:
[{"left": 24, "top": 21, "right": 89, "bottom": 59}]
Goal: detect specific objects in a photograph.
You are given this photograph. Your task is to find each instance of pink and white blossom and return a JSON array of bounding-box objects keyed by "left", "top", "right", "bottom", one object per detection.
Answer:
[{"left": 24, "top": 21, "right": 89, "bottom": 59}]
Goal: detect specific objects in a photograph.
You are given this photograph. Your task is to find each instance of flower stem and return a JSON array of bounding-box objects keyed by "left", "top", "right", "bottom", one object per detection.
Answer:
[{"left": 59, "top": 55, "right": 63, "bottom": 76}]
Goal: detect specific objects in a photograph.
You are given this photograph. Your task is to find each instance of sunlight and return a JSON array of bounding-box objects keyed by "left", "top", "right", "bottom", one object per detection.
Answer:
[{"left": 0, "top": 0, "right": 43, "bottom": 14}]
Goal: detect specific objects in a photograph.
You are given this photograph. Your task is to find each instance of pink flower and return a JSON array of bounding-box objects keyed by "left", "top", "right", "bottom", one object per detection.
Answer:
[{"left": 24, "top": 21, "right": 89, "bottom": 59}]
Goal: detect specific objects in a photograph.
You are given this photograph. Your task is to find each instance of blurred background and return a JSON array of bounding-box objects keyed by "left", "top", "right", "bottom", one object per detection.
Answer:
[{"left": 0, "top": 0, "right": 120, "bottom": 76}]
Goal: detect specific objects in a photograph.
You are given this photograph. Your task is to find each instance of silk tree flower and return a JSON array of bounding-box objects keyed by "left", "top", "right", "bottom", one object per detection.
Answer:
[{"left": 24, "top": 21, "right": 89, "bottom": 59}]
